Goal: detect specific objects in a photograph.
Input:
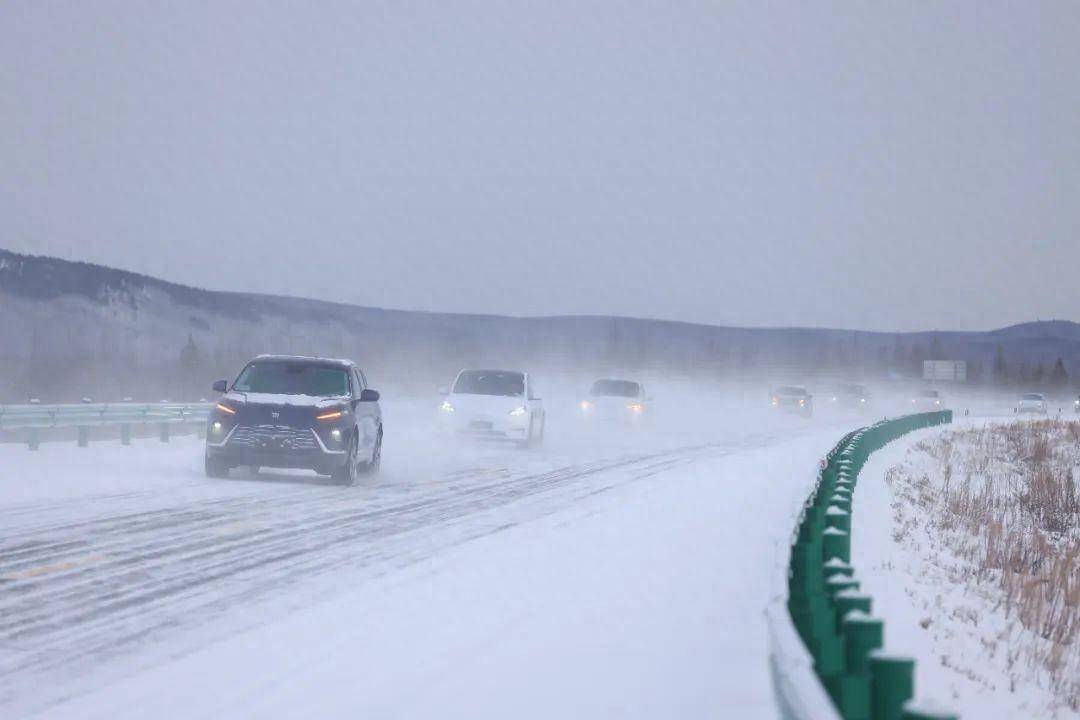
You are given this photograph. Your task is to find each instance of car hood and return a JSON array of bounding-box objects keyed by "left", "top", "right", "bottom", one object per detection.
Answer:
[{"left": 223, "top": 391, "right": 347, "bottom": 409}]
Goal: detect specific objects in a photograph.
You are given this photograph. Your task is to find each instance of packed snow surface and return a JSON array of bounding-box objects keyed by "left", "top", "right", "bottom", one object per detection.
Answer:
[{"left": 0, "top": 386, "right": 863, "bottom": 718}]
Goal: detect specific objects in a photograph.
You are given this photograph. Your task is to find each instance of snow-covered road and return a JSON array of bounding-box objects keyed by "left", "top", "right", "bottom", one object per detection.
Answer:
[{"left": 0, "top": 388, "right": 859, "bottom": 718}]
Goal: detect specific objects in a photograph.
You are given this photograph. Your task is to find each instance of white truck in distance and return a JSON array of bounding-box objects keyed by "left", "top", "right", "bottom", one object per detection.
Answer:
[{"left": 439, "top": 369, "right": 545, "bottom": 446}]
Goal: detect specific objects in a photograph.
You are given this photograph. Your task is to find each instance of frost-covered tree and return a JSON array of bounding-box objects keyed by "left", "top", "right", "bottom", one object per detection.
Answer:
[
  {"left": 992, "top": 345, "right": 1008, "bottom": 387},
  {"left": 1049, "top": 357, "right": 1069, "bottom": 389}
]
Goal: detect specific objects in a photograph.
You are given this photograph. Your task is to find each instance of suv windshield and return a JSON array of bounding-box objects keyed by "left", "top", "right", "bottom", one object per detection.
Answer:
[
  {"left": 453, "top": 370, "right": 524, "bottom": 397},
  {"left": 590, "top": 380, "right": 641, "bottom": 398},
  {"left": 234, "top": 362, "right": 350, "bottom": 397},
  {"left": 1022, "top": 394, "right": 1044, "bottom": 401},
  {"left": 775, "top": 386, "right": 807, "bottom": 396}
]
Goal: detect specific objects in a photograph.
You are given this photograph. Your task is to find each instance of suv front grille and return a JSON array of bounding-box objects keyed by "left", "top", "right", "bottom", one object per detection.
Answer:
[{"left": 229, "top": 425, "right": 320, "bottom": 452}]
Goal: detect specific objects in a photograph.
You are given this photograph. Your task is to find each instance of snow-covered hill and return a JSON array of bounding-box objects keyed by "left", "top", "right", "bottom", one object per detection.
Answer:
[{"left": 2, "top": 248, "right": 1078, "bottom": 402}]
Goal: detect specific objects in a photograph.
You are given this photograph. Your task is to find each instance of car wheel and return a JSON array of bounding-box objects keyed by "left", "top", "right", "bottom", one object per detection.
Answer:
[
  {"left": 248, "top": 465, "right": 261, "bottom": 477},
  {"left": 332, "top": 435, "right": 358, "bottom": 486},
  {"left": 359, "top": 430, "right": 382, "bottom": 476},
  {"left": 205, "top": 456, "right": 229, "bottom": 478},
  {"left": 532, "top": 415, "right": 545, "bottom": 447}
]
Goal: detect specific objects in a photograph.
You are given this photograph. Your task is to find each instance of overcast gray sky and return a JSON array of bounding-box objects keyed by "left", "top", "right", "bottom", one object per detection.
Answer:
[{"left": 2, "top": 1, "right": 1078, "bottom": 331}]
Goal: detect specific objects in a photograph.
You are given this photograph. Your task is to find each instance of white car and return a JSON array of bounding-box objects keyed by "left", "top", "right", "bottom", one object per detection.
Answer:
[
  {"left": 770, "top": 385, "right": 813, "bottom": 418},
  {"left": 579, "top": 379, "right": 650, "bottom": 423},
  {"left": 439, "top": 369, "right": 545, "bottom": 446},
  {"left": 1016, "top": 393, "right": 1048, "bottom": 415},
  {"left": 910, "top": 389, "right": 944, "bottom": 410}
]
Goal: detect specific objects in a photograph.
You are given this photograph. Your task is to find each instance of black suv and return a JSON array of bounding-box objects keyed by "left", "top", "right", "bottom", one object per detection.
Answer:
[{"left": 205, "top": 355, "right": 382, "bottom": 485}]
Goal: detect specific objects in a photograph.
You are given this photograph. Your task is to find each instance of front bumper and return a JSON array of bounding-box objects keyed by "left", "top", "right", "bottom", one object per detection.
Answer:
[
  {"left": 205, "top": 423, "right": 349, "bottom": 472},
  {"left": 440, "top": 412, "right": 530, "bottom": 440}
]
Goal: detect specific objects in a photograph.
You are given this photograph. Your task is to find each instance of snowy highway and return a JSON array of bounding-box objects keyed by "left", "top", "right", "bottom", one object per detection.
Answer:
[{"left": 0, "top": 387, "right": 861, "bottom": 718}]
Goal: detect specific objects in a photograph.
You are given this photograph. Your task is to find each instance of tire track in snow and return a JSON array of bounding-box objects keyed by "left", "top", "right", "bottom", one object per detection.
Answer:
[{"left": 0, "top": 433, "right": 780, "bottom": 715}]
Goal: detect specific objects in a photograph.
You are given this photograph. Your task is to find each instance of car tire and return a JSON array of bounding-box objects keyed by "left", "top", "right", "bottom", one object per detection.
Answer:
[
  {"left": 332, "top": 436, "right": 358, "bottom": 487},
  {"left": 532, "top": 415, "right": 545, "bottom": 447},
  {"left": 359, "top": 430, "right": 382, "bottom": 477},
  {"left": 205, "top": 456, "right": 229, "bottom": 478}
]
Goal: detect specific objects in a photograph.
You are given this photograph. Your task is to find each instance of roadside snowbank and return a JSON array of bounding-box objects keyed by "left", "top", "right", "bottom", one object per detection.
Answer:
[{"left": 852, "top": 419, "right": 1080, "bottom": 719}]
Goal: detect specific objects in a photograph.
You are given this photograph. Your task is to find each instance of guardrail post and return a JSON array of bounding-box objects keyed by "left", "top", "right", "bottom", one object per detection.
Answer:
[
  {"left": 121, "top": 424, "right": 131, "bottom": 445},
  {"left": 833, "top": 590, "right": 872, "bottom": 630},
  {"left": 823, "top": 526, "right": 850, "bottom": 563},
  {"left": 77, "top": 426, "right": 89, "bottom": 448},
  {"left": 902, "top": 702, "right": 957, "bottom": 720},
  {"left": 824, "top": 557, "right": 853, "bottom": 580},
  {"left": 28, "top": 428, "right": 40, "bottom": 451},
  {"left": 870, "top": 652, "right": 915, "bottom": 720},
  {"left": 159, "top": 423, "right": 169, "bottom": 443}
]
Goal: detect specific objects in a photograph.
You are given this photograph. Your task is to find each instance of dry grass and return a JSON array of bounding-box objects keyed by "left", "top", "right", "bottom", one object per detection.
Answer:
[{"left": 911, "top": 420, "right": 1080, "bottom": 709}]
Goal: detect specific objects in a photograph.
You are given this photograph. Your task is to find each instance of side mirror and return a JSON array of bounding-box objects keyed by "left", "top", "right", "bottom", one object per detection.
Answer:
[
  {"left": 360, "top": 389, "right": 380, "bottom": 402},
  {"left": 438, "top": 386, "right": 449, "bottom": 396},
  {"left": 212, "top": 380, "right": 228, "bottom": 393}
]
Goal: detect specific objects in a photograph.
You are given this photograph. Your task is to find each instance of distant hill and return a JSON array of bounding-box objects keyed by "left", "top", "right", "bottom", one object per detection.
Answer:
[{"left": 1, "top": 248, "right": 1078, "bottom": 402}]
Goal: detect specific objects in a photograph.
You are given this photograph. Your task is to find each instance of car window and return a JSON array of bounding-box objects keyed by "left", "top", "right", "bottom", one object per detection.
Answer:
[
  {"left": 590, "top": 380, "right": 641, "bottom": 398},
  {"left": 453, "top": 370, "right": 525, "bottom": 397},
  {"left": 1022, "top": 394, "right": 1043, "bottom": 401},
  {"left": 234, "top": 362, "right": 350, "bottom": 396},
  {"left": 775, "top": 386, "right": 807, "bottom": 396}
]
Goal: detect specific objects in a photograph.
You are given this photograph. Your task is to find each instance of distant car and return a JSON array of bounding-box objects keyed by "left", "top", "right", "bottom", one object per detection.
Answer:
[
  {"left": 579, "top": 379, "right": 650, "bottom": 423},
  {"left": 910, "top": 389, "right": 944, "bottom": 410},
  {"left": 830, "top": 383, "right": 870, "bottom": 409},
  {"left": 771, "top": 385, "right": 813, "bottom": 417},
  {"left": 1075, "top": 396, "right": 1080, "bottom": 414},
  {"left": 439, "top": 369, "right": 545, "bottom": 446},
  {"left": 1016, "top": 393, "right": 1048, "bottom": 415},
  {"left": 205, "top": 355, "right": 383, "bottom": 485}
]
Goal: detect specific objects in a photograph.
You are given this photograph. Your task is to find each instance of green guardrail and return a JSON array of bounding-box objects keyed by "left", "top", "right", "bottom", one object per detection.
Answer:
[
  {"left": 0, "top": 402, "right": 213, "bottom": 450},
  {"left": 786, "top": 411, "right": 956, "bottom": 720}
]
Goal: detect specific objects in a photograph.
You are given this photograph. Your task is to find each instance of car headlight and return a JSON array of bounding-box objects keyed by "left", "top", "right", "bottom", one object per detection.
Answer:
[
  {"left": 211, "top": 421, "right": 224, "bottom": 433},
  {"left": 798, "top": 399, "right": 806, "bottom": 407},
  {"left": 508, "top": 406, "right": 527, "bottom": 416},
  {"left": 330, "top": 428, "right": 343, "bottom": 441},
  {"left": 935, "top": 400, "right": 941, "bottom": 405},
  {"left": 859, "top": 398, "right": 866, "bottom": 403},
  {"left": 580, "top": 400, "right": 594, "bottom": 411},
  {"left": 627, "top": 403, "right": 644, "bottom": 413},
  {"left": 440, "top": 400, "right": 454, "bottom": 413}
]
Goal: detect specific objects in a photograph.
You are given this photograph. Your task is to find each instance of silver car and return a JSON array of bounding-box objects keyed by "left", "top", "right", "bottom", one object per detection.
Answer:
[{"left": 1016, "top": 393, "right": 1048, "bottom": 415}]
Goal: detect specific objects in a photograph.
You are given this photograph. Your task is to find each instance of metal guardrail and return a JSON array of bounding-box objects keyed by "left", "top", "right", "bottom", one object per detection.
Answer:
[
  {"left": 776, "top": 412, "right": 959, "bottom": 720},
  {"left": 0, "top": 402, "right": 213, "bottom": 449}
]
